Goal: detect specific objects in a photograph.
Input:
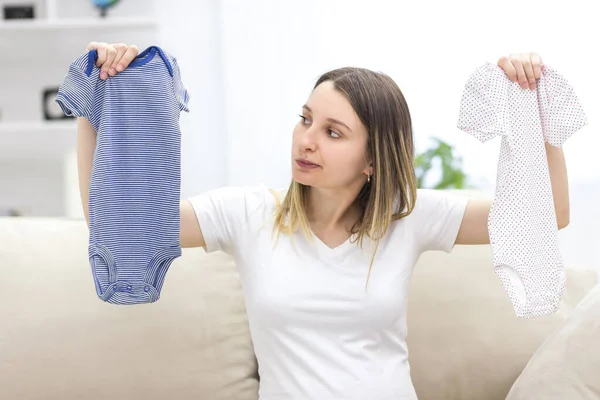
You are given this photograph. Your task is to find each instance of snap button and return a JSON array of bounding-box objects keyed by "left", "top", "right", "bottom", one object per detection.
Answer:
[
  {"left": 112, "top": 284, "right": 117, "bottom": 290},
  {"left": 144, "top": 286, "right": 149, "bottom": 292},
  {"left": 127, "top": 285, "right": 132, "bottom": 290}
]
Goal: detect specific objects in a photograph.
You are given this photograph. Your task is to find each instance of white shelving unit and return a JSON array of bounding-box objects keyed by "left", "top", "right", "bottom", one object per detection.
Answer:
[
  {"left": 0, "top": 16, "right": 157, "bottom": 31},
  {"left": 0, "top": 0, "right": 158, "bottom": 217},
  {"left": 0, "top": 120, "right": 77, "bottom": 161}
]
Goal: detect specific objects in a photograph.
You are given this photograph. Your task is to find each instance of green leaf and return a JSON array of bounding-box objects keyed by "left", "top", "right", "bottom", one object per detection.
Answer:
[{"left": 414, "top": 137, "right": 473, "bottom": 190}]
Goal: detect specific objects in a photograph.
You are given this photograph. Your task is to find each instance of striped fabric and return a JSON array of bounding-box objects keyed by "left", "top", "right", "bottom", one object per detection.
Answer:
[{"left": 56, "top": 46, "right": 190, "bottom": 304}]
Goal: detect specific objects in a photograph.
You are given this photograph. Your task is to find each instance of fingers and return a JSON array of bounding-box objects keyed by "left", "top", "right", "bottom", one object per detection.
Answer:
[
  {"left": 520, "top": 54, "right": 539, "bottom": 90},
  {"left": 85, "top": 41, "right": 101, "bottom": 51},
  {"left": 109, "top": 43, "right": 129, "bottom": 76},
  {"left": 87, "top": 41, "right": 107, "bottom": 68},
  {"left": 83, "top": 42, "right": 139, "bottom": 80},
  {"left": 497, "top": 56, "right": 518, "bottom": 81},
  {"left": 530, "top": 52, "right": 544, "bottom": 81},
  {"left": 117, "top": 45, "right": 138, "bottom": 72},
  {"left": 509, "top": 54, "right": 531, "bottom": 90},
  {"left": 100, "top": 45, "right": 117, "bottom": 80},
  {"left": 500, "top": 53, "right": 543, "bottom": 90}
]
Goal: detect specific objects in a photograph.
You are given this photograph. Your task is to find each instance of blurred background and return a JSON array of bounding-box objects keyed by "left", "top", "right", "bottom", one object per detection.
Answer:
[{"left": 0, "top": 0, "right": 598, "bottom": 269}]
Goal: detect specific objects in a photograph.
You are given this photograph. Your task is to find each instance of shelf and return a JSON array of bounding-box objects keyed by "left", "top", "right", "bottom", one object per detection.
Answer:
[
  {"left": 0, "top": 119, "right": 78, "bottom": 161},
  {"left": 0, "top": 119, "right": 76, "bottom": 132},
  {"left": 0, "top": 16, "right": 157, "bottom": 31}
]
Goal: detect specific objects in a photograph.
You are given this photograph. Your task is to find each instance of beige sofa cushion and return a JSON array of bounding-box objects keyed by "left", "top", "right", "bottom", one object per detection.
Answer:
[
  {"left": 2, "top": 217, "right": 598, "bottom": 400},
  {"left": 0, "top": 218, "right": 258, "bottom": 400},
  {"left": 407, "top": 245, "right": 598, "bottom": 400},
  {"left": 505, "top": 282, "right": 600, "bottom": 400}
]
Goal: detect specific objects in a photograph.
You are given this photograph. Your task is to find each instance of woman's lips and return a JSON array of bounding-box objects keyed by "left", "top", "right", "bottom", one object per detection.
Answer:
[{"left": 296, "top": 159, "right": 320, "bottom": 169}]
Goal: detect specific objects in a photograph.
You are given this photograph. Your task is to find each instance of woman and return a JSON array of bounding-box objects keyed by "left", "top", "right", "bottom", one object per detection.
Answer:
[{"left": 79, "top": 42, "right": 569, "bottom": 399}]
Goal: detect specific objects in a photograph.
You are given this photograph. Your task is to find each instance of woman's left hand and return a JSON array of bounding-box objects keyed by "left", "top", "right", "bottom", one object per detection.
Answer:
[{"left": 497, "top": 53, "right": 544, "bottom": 90}]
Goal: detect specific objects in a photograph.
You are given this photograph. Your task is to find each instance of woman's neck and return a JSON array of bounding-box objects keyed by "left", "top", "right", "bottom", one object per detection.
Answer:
[{"left": 306, "top": 186, "right": 362, "bottom": 232}]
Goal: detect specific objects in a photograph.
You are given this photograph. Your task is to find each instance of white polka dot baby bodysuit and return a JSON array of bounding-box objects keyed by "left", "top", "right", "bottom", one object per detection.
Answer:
[{"left": 457, "top": 62, "right": 588, "bottom": 318}]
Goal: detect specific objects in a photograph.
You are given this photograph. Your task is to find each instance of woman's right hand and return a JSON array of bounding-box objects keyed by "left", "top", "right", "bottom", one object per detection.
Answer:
[{"left": 85, "top": 42, "right": 140, "bottom": 80}]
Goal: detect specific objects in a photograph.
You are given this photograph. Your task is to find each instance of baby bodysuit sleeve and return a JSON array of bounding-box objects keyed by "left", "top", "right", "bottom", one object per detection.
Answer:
[
  {"left": 55, "top": 51, "right": 99, "bottom": 125},
  {"left": 170, "top": 57, "right": 190, "bottom": 112},
  {"left": 187, "top": 185, "right": 271, "bottom": 255},
  {"left": 537, "top": 67, "right": 588, "bottom": 146},
  {"left": 411, "top": 189, "right": 469, "bottom": 253},
  {"left": 457, "top": 62, "right": 508, "bottom": 141}
]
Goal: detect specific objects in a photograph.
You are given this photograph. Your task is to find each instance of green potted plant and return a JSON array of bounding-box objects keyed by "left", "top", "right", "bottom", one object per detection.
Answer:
[{"left": 414, "top": 137, "right": 471, "bottom": 189}]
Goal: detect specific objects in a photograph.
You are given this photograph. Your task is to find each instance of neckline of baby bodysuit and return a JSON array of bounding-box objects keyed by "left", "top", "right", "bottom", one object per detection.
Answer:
[{"left": 85, "top": 45, "right": 174, "bottom": 77}]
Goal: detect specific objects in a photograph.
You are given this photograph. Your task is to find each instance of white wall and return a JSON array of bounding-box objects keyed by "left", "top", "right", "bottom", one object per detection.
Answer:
[
  {"left": 210, "top": 0, "right": 600, "bottom": 192},
  {"left": 154, "top": 0, "right": 227, "bottom": 198},
  {"left": 219, "top": 0, "right": 320, "bottom": 189},
  {"left": 1, "top": 0, "right": 598, "bottom": 269},
  {"left": 166, "top": 0, "right": 599, "bottom": 269}
]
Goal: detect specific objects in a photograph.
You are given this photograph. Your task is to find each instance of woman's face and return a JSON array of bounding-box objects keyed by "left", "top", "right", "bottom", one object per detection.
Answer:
[{"left": 292, "top": 81, "right": 371, "bottom": 189}]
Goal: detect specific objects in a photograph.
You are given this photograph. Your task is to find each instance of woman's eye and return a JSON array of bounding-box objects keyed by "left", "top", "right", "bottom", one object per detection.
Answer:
[
  {"left": 299, "top": 114, "right": 310, "bottom": 125},
  {"left": 299, "top": 114, "right": 340, "bottom": 138}
]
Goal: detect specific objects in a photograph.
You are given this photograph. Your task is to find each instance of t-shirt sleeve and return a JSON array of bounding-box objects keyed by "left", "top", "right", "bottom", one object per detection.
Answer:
[
  {"left": 55, "top": 51, "right": 99, "bottom": 122},
  {"left": 411, "top": 189, "right": 469, "bottom": 253},
  {"left": 457, "top": 62, "right": 508, "bottom": 142},
  {"left": 537, "top": 67, "right": 588, "bottom": 147},
  {"left": 170, "top": 57, "right": 190, "bottom": 112},
  {"left": 187, "top": 185, "right": 271, "bottom": 255}
]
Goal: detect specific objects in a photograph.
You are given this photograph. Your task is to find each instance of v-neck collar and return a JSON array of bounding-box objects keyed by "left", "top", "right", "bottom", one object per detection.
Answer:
[{"left": 310, "top": 231, "right": 357, "bottom": 263}]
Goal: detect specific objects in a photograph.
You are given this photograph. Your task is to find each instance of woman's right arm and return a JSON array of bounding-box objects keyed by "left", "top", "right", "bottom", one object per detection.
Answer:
[
  {"left": 76, "top": 117, "right": 96, "bottom": 228},
  {"left": 77, "top": 42, "right": 206, "bottom": 248}
]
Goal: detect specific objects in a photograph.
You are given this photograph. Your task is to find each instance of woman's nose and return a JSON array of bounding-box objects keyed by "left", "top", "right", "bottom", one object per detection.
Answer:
[{"left": 299, "top": 127, "right": 317, "bottom": 151}]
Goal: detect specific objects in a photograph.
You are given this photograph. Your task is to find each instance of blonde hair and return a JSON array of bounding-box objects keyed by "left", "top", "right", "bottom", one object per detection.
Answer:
[{"left": 272, "top": 67, "right": 417, "bottom": 289}]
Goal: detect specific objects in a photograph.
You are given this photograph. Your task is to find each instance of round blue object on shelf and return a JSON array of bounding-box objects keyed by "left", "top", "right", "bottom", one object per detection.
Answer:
[{"left": 90, "top": 0, "right": 120, "bottom": 17}]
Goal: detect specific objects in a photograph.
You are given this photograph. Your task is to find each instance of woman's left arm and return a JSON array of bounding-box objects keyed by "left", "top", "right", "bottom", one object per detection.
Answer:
[
  {"left": 456, "top": 141, "right": 569, "bottom": 245},
  {"left": 455, "top": 52, "right": 570, "bottom": 246},
  {"left": 544, "top": 141, "right": 570, "bottom": 228}
]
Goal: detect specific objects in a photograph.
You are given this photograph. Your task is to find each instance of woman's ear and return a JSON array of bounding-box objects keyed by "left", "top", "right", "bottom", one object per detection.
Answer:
[{"left": 362, "top": 155, "right": 373, "bottom": 175}]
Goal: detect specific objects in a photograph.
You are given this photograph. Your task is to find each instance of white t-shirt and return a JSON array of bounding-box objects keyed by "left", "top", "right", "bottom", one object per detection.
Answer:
[{"left": 188, "top": 185, "right": 469, "bottom": 400}]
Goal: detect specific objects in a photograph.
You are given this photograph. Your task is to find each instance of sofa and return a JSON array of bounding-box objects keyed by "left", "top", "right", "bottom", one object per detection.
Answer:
[{"left": 1, "top": 216, "right": 599, "bottom": 400}]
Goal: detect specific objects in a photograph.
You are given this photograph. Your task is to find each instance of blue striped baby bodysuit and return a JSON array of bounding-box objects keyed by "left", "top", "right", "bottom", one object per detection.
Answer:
[{"left": 55, "top": 46, "right": 190, "bottom": 304}]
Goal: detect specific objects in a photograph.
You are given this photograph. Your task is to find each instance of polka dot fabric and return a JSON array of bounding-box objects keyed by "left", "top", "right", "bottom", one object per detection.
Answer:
[{"left": 457, "top": 62, "right": 588, "bottom": 318}]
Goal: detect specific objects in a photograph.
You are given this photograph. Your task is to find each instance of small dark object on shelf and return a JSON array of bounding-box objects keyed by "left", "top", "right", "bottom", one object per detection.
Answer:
[
  {"left": 1, "top": 208, "right": 23, "bottom": 217},
  {"left": 43, "top": 87, "right": 70, "bottom": 120},
  {"left": 3, "top": 4, "right": 35, "bottom": 20}
]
